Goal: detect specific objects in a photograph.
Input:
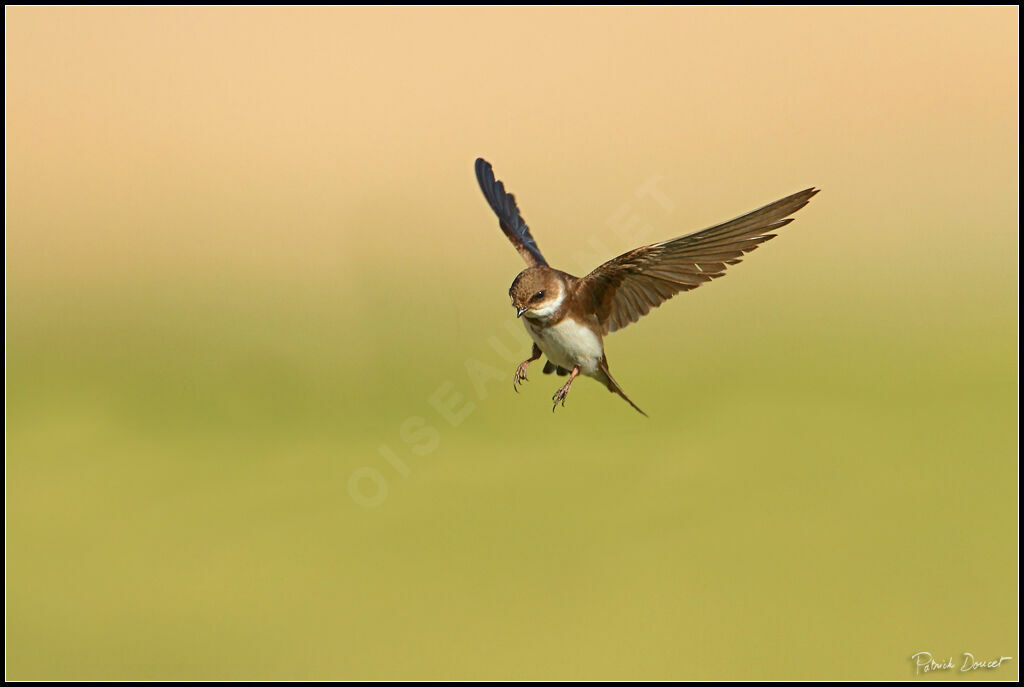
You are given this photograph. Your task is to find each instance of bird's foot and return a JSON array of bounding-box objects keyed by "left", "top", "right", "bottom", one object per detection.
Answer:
[
  {"left": 513, "top": 360, "right": 531, "bottom": 392},
  {"left": 551, "top": 381, "right": 574, "bottom": 411},
  {"left": 550, "top": 366, "right": 580, "bottom": 412}
]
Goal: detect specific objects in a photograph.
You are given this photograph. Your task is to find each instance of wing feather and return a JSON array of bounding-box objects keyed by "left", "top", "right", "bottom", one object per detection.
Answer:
[
  {"left": 475, "top": 158, "right": 547, "bottom": 267},
  {"left": 575, "top": 188, "right": 819, "bottom": 334}
]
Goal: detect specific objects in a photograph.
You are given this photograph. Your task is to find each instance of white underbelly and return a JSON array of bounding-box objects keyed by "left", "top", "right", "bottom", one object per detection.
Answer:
[{"left": 525, "top": 317, "right": 603, "bottom": 376}]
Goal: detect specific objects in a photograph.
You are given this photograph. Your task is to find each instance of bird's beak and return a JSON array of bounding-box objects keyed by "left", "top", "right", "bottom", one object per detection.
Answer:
[{"left": 516, "top": 306, "right": 527, "bottom": 318}]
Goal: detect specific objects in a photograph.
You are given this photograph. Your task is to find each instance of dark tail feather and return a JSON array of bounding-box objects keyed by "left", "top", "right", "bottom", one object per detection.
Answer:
[
  {"left": 597, "top": 359, "right": 647, "bottom": 417},
  {"left": 543, "top": 361, "right": 571, "bottom": 376}
]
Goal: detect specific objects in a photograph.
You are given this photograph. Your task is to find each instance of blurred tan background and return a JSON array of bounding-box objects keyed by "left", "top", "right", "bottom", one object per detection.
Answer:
[{"left": 6, "top": 6, "right": 1018, "bottom": 680}]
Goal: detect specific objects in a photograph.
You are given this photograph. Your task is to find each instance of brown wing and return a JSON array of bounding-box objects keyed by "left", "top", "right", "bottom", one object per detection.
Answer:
[
  {"left": 575, "top": 188, "right": 819, "bottom": 334},
  {"left": 475, "top": 158, "right": 548, "bottom": 267}
]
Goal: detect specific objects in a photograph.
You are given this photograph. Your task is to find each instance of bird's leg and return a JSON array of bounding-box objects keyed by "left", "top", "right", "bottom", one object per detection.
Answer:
[
  {"left": 513, "top": 344, "right": 543, "bottom": 392},
  {"left": 551, "top": 366, "right": 581, "bottom": 411}
]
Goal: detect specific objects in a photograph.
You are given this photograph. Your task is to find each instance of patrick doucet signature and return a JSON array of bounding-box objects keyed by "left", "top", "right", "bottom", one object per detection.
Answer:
[{"left": 911, "top": 651, "right": 1013, "bottom": 675}]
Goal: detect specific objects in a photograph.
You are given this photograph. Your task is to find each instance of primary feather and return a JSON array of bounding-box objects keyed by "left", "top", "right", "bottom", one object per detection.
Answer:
[
  {"left": 475, "top": 158, "right": 548, "bottom": 267},
  {"left": 574, "top": 188, "right": 820, "bottom": 334}
]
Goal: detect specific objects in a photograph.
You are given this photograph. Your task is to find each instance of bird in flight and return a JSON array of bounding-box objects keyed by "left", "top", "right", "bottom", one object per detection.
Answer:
[{"left": 474, "top": 158, "right": 818, "bottom": 415}]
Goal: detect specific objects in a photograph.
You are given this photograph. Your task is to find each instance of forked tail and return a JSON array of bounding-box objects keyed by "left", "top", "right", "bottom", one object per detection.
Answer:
[{"left": 597, "top": 359, "right": 647, "bottom": 417}]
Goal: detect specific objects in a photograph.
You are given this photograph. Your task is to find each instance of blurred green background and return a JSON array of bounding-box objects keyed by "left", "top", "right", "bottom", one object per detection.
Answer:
[{"left": 6, "top": 7, "right": 1018, "bottom": 680}]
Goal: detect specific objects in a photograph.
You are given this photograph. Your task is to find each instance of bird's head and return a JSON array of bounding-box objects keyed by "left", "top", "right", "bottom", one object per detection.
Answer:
[{"left": 509, "top": 267, "right": 565, "bottom": 320}]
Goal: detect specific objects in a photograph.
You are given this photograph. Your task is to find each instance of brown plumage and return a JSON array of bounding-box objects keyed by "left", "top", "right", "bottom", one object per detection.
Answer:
[
  {"left": 475, "top": 157, "right": 818, "bottom": 415},
  {"left": 575, "top": 187, "right": 819, "bottom": 334}
]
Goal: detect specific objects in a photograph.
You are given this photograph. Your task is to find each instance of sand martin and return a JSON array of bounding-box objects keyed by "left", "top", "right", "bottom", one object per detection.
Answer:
[{"left": 474, "top": 157, "right": 818, "bottom": 415}]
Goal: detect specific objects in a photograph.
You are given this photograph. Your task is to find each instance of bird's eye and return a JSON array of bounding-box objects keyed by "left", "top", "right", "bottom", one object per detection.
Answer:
[{"left": 532, "top": 290, "right": 545, "bottom": 302}]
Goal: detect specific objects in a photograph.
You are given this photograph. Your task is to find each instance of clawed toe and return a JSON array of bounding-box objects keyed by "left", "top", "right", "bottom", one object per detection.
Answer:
[
  {"left": 549, "top": 366, "right": 579, "bottom": 413},
  {"left": 513, "top": 363, "right": 531, "bottom": 392},
  {"left": 551, "top": 386, "right": 570, "bottom": 411}
]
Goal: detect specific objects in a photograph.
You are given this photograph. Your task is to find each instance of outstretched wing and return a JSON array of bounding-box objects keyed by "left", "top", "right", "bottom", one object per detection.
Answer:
[
  {"left": 475, "top": 158, "right": 547, "bottom": 267},
  {"left": 575, "top": 188, "right": 819, "bottom": 334}
]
